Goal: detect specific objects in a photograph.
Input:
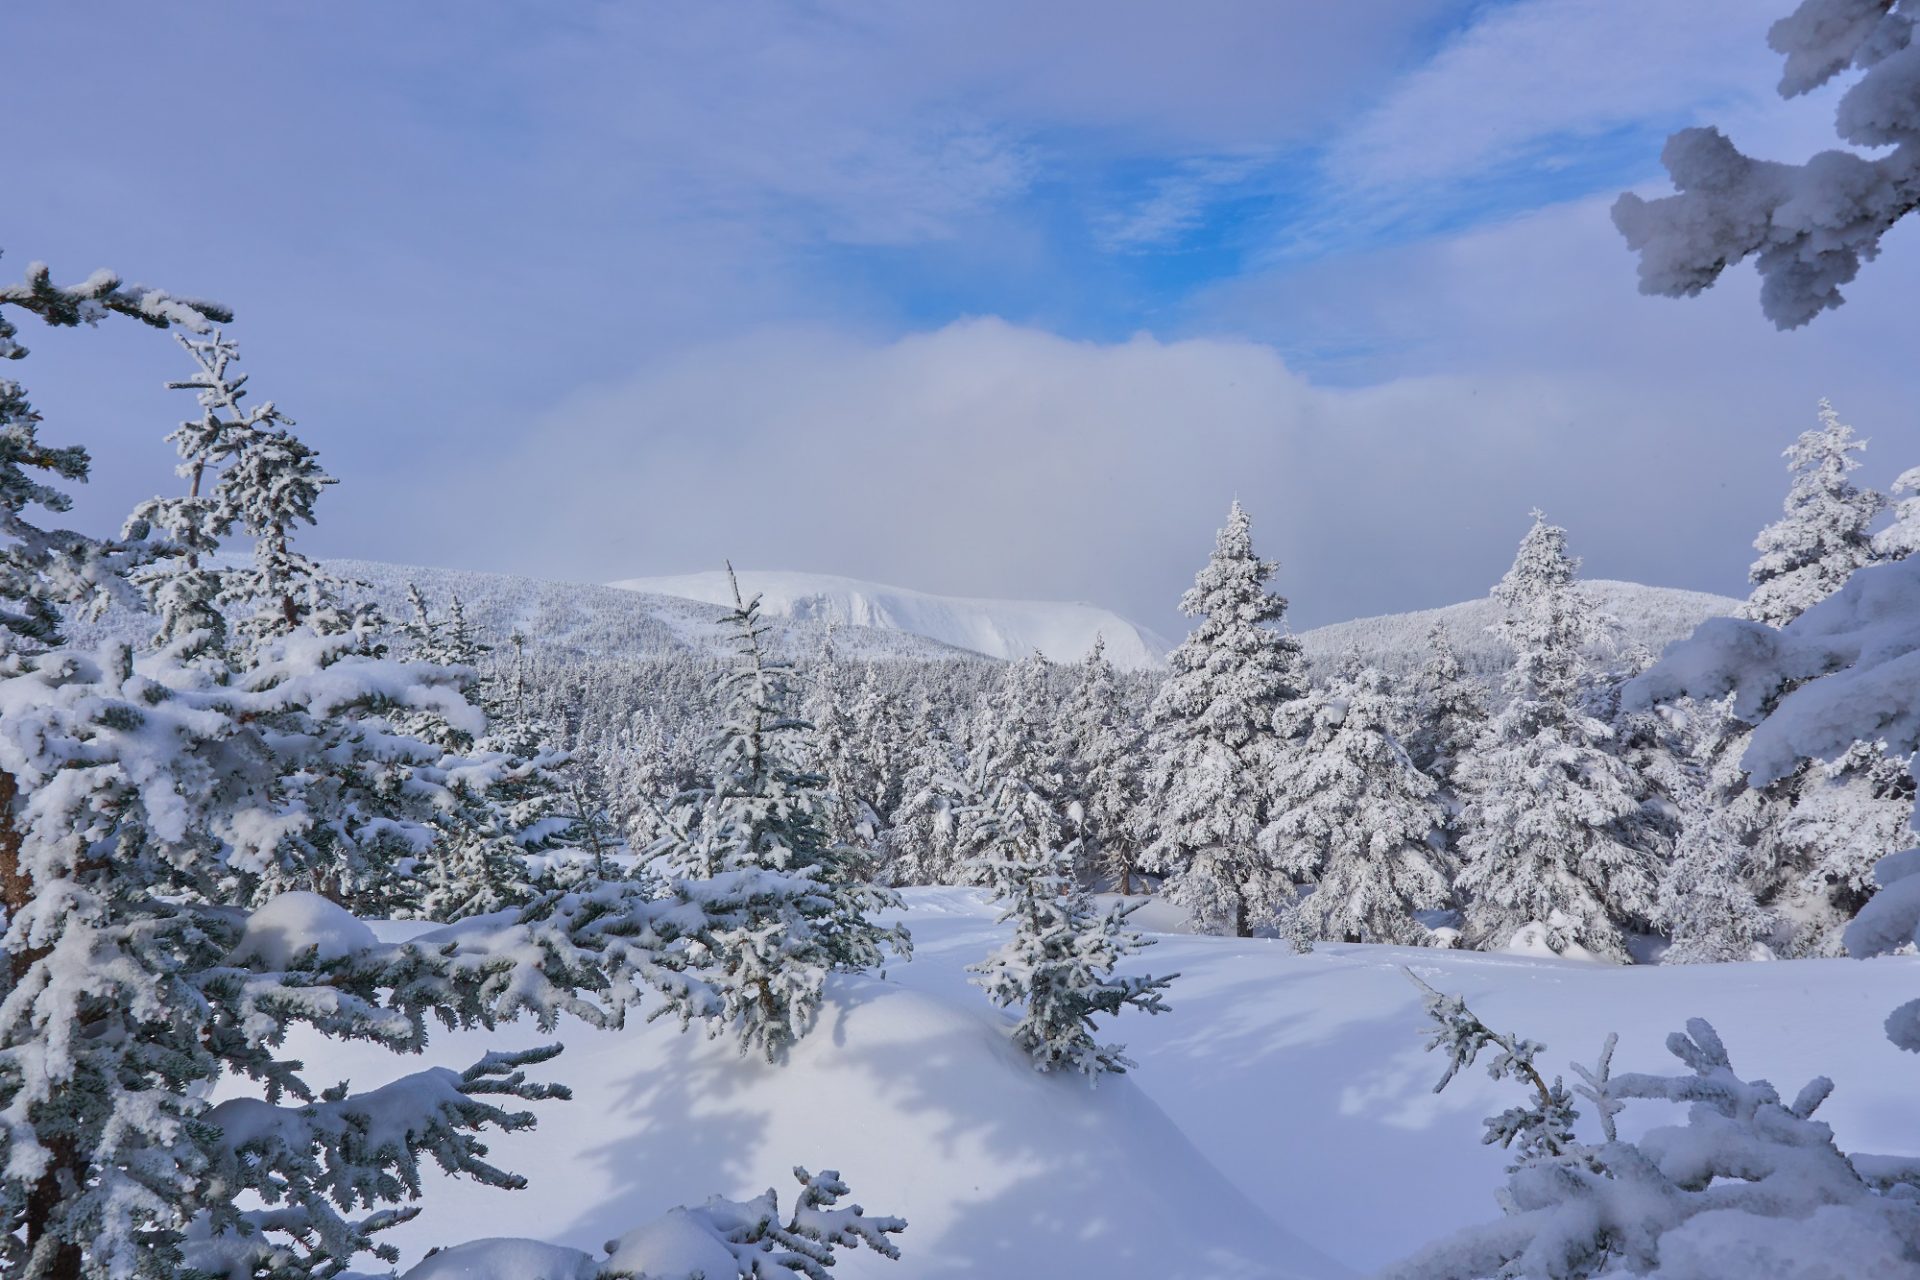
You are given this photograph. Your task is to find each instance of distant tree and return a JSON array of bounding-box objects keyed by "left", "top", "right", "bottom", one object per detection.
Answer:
[
  {"left": 1614, "top": 0, "right": 1920, "bottom": 328},
  {"left": 1660, "top": 796, "right": 1776, "bottom": 965},
  {"left": 1265, "top": 667, "right": 1450, "bottom": 945},
  {"left": 1454, "top": 515, "right": 1661, "bottom": 960},
  {"left": 1405, "top": 621, "right": 1485, "bottom": 787},
  {"left": 1141, "top": 502, "right": 1303, "bottom": 937},
  {"left": 1058, "top": 635, "right": 1148, "bottom": 893},
  {"left": 1742, "top": 401, "right": 1883, "bottom": 628}
]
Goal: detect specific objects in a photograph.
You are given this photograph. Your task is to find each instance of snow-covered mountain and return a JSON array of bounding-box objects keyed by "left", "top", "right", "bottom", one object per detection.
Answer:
[
  {"left": 324, "top": 560, "right": 979, "bottom": 664},
  {"left": 609, "top": 569, "right": 1173, "bottom": 671},
  {"left": 1295, "top": 579, "right": 1740, "bottom": 679}
]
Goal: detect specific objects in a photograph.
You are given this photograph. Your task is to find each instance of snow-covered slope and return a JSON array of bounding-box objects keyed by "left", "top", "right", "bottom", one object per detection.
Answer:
[
  {"left": 286, "top": 890, "right": 1915, "bottom": 1278},
  {"left": 609, "top": 570, "right": 1172, "bottom": 670},
  {"left": 1296, "top": 579, "right": 1741, "bottom": 679},
  {"left": 326, "top": 560, "right": 980, "bottom": 664}
]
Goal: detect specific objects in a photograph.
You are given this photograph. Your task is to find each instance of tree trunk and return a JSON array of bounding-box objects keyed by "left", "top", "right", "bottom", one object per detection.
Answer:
[
  {"left": 0, "top": 769, "right": 35, "bottom": 985},
  {"left": 1233, "top": 892, "right": 1250, "bottom": 939},
  {"left": 26, "top": 1135, "right": 83, "bottom": 1280}
]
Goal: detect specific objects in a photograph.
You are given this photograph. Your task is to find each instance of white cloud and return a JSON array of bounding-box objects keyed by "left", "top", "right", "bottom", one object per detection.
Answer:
[{"left": 1328, "top": 0, "right": 1775, "bottom": 193}]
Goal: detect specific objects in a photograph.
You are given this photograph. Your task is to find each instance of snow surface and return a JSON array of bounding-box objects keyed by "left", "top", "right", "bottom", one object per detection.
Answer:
[
  {"left": 610, "top": 569, "right": 1173, "bottom": 670},
  {"left": 267, "top": 889, "right": 1916, "bottom": 1278},
  {"left": 1296, "top": 579, "right": 1740, "bottom": 679}
]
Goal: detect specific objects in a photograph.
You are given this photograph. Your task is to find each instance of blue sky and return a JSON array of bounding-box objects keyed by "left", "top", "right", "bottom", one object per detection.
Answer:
[{"left": 6, "top": 0, "right": 1917, "bottom": 629}]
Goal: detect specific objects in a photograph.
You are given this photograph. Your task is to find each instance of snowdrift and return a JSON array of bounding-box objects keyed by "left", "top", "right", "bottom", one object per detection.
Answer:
[
  {"left": 304, "top": 911, "right": 1340, "bottom": 1279},
  {"left": 292, "top": 890, "right": 1914, "bottom": 1278}
]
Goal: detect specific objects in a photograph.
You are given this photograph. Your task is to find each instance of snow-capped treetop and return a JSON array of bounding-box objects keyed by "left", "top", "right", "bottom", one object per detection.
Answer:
[
  {"left": 1613, "top": 0, "right": 1920, "bottom": 328},
  {"left": 1743, "top": 400, "right": 1883, "bottom": 628},
  {"left": 1491, "top": 512, "right": 1608, "bottom": 721},
  {"left": 1157, "top": 501, "right": 1303, "bottom": 749}
]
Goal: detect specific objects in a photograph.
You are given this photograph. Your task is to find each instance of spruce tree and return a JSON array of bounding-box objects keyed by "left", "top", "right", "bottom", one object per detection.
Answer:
[
  {"left": 1660, "top": 797, "right": 1775, "bottom": 964},
  {"left": 956, "top": 651, "right": 1068, "bottom": 872},
  {"left": 648, "top": 569, "right": 909, "bottom": 1059},
  {"left": 968, "top": 763, "right": 1173, "bottom": 1077},
  {"left": 1059, "top": 635, "right": 1148, "bottom": 893},
  {"left": 1265, "top": 667, "right": 1450, "bottom": 945},
  {"left": 1742, "top": 400, "right": 1883, "bottom": 628},
  {"left": 1454, "top": 514, "right": 1661, "bottom": 961},
  {"left": 1140, "top": 502, "right": 1303, "bottom": 936},
  {"left": 883, "top": 711, "right": 976, "bottom": 886},
  {"left": 0, "top": 262, "right": 650, "bottom": 1278},
  {"left": 1406, "top": 621, "right": 1485, "bottom": 787}
]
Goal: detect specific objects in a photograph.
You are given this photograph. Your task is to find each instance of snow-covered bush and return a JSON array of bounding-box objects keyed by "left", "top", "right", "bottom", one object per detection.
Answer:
[
  {"left": 969, "top": 825, "right": 1173, "bottom": 1077},
  {"left": 402, "top": 1167, "right": 905, "bottom": 1280},
  {"left": 1614, "top": 0, "right": 1920, "bottom": 328},
  {"left": 1390, "top": 978, "right": 1920, "bottom": 1278}
]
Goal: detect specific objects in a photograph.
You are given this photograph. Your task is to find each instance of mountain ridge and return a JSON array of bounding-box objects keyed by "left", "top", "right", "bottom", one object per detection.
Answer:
[{"left": 609, "top": 568, "right": 1174, "bottom": 671}]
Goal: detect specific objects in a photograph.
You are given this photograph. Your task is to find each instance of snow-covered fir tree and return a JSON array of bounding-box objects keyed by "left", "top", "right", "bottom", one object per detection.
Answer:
[
  {"left": 803, "top": 629, "right": 876, "bottom": 852},
  {"left": 0, "top": 261, "right": 637, "bottom": 1278},
  {"left": 1775, "top": 739, "right": 1915, "bottom": 955},
  {"left": 882, "top": 709, "right": 977, "bottom": 886},
  {"left": 967, "top": 781, "right": 1173, "bottom": 1076},
  {"left": 1405, "top": 621, "right": 1486, "bottom": 788},
  {"left": 946, "top": 651, "right": 1070, "bottom": 890},
  {"left": 129, "top": 330, "right": 465, "bottom": 917},
  {"left": 1741, "top": 400, "right": 1883, "bottom": 628},
  {"left": 1058, "top": 634, "right": 1148, "bottom": 893},
  {"left": 1453, "top": 514, "right": 1661, "bottom": 961},
  {"left": 847, "top": 665, "right": 913, "bottom": 847},
  {"left": 1141, "top": 502, "right": 1303, "bottom": 937},
  {"left": 1659, "top": 794, "right": 1775, "bottom": 965},
  {"left": 1264, "top": 666, "right": 1450, "bottom": 945},
  {"left": 648, "top": 569, "right": 909, "bottom": 1059}
]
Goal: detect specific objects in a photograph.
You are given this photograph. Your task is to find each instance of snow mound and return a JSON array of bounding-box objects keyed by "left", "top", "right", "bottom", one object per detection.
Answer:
[
  {"left": 610, "top": 569, "right": 1172, "bottom": 670},
  {"left": 229, "top": 891, "right": 377, "bottom": 968},
  {"left": 1297, "top": 579, "right": 1739, "bottom": 679},
  {"left": 403, "top": 1238, "right": 595, "bottom": 1280},
  {"left": 298, "top": 969, "right": 1340, "bottom": 1280}
]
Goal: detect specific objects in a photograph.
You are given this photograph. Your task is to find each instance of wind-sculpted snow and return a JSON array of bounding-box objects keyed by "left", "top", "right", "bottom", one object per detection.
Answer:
[
  {"left": 276, "top": 889, "right": 1916, "bottom": 1277},
  {"left": 612, "top": 569, "right": 1172, "bottom": 670}
]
